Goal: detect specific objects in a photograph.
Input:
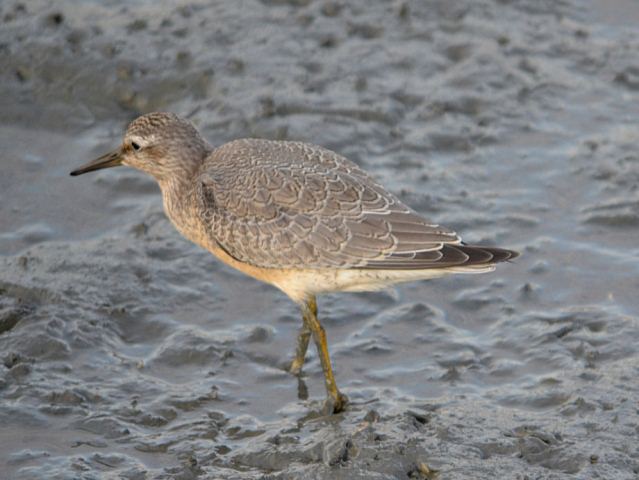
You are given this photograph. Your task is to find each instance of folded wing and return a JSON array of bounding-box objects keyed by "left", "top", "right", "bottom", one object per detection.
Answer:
[{"left": 196, "top": 139, "right": 516, "bottom": 270}]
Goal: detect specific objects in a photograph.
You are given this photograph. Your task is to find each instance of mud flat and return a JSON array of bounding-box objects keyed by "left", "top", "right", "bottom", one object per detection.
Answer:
[{"left": 1, "top": 0, "right": 638, "bottom": 478}]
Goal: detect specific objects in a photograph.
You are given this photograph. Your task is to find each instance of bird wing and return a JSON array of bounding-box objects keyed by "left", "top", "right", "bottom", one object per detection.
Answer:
[{"left": 195, "top": 139, "right": 510, "bottom": 270}]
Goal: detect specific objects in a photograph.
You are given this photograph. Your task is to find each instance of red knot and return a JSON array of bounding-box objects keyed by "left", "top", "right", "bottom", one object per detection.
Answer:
[{"left": 71, "top": 112, "right": 518, "bottom": 414}]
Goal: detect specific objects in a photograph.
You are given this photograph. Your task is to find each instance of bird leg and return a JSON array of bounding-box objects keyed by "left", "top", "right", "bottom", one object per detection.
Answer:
[
  {"left": 289, "top": 321, "right": 311, "bottom": 376},
  {"left": 301, "top": 296, "right": 348, "bottom": 414}
]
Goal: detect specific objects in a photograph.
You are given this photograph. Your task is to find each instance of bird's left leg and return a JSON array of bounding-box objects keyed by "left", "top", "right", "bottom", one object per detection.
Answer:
[{"left": 289, "top": 321, "right": 311, "bottom": 376}]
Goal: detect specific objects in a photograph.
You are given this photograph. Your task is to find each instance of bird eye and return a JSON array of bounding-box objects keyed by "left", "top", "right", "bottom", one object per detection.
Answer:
[{"left": 131, "top": 141, "right": 141, "bottom": 151}]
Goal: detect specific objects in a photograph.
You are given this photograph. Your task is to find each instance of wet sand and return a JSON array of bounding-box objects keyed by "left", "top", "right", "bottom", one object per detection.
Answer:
[{"left": 1, "top": 0, "right": 639, "bottom": 478}]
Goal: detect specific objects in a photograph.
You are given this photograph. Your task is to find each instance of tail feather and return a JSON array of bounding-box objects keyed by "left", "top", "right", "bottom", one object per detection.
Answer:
[
  {"left": 461, "top": 245, "right": 519, "bottom": 264},
  {"left": 360, "top": 244, "right": 519, "bottom": 270}
]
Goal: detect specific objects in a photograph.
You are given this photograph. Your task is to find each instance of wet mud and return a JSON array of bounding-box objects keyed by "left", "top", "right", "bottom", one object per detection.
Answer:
[{"left": 1, "top": 0, "right": 638, "bottom": 478}]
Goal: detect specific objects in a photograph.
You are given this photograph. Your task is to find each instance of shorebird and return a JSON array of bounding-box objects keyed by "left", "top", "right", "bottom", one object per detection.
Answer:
[{"left": 70, "top": 112, "right": 518, "bottom": 414}]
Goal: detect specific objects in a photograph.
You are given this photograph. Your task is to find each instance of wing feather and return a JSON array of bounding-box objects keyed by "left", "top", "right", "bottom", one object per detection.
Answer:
[{"left": 195, "top": 139, "right": 515, "bottom": 270}]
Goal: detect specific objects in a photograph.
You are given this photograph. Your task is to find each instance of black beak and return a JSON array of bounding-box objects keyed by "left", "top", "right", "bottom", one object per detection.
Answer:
[{"left": 70, "top": 149, "right": 123, "bottom": 176}]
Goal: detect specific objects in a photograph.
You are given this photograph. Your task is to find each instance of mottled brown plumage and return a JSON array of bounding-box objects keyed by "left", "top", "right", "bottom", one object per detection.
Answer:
[{"left": 71, "top": 112, "right": 518, "bottom": 414}]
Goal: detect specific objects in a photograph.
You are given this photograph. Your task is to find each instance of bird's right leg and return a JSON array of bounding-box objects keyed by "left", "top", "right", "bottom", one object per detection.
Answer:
[{"left": 301, "top": 296, "right": 348, "bottom": 414}]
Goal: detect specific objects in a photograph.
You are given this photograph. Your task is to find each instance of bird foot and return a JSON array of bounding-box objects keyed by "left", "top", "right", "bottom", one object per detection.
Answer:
[
  {"left": 322, "top": 391, "right": 349, "bottom": 415},
  {"left": 297, "top": 376, "right": 309, "bottom": 400}
]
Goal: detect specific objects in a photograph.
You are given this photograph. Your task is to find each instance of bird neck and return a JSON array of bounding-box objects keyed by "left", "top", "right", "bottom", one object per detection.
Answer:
[
  {"left": 156, "top": 141, "right": 212, "bottom": 190},
  {"left": 157, "top": 146, "right": 211, "bottom": 237},
  {"left": 159, "top": 173, "right": 197, "bottom": 238}
]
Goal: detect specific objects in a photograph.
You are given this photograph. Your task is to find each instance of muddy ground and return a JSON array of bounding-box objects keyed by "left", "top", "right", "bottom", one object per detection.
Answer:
[{"left": 1, "top": 0, "right": 638, "bottom": 478}]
